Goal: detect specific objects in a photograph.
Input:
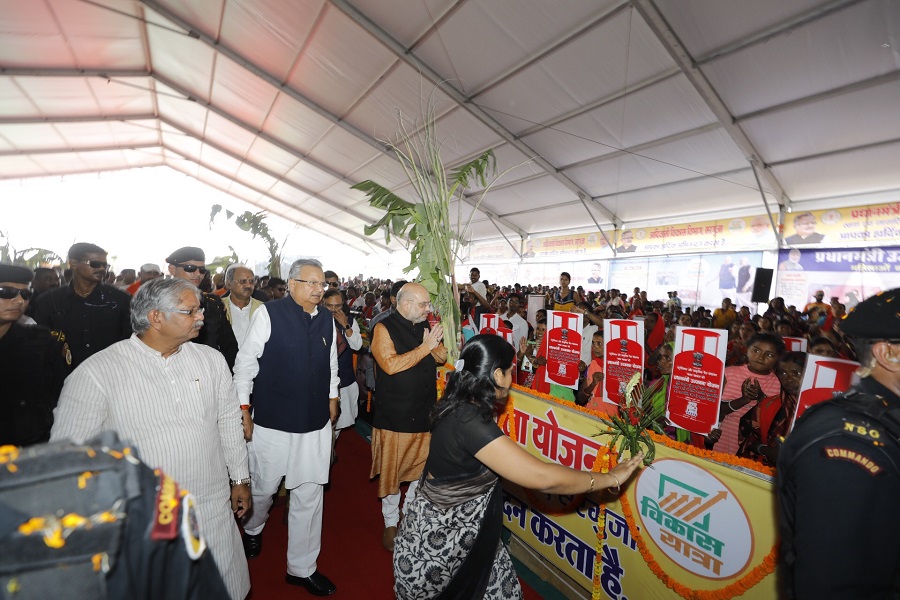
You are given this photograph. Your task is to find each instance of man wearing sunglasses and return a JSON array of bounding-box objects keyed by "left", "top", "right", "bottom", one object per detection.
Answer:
[
  {"left": 0, "top": 264, "right": 70, "bottom": 446},
  {"left": 32, "top": 242, "right": 131, "bottom": 370},
  {"left": 167, "top": 247, "right": 239, "bottom": 371}
]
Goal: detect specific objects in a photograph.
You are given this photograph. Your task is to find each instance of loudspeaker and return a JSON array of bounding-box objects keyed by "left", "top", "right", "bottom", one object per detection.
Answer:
[{"left": 751, "top": 268, "right": 774, "bottom": 303}]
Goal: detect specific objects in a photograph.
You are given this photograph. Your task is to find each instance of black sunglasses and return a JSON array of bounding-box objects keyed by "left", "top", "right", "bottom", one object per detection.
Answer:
[
  {"left": 81, "top": 260, "right": 110, "bottom": 270},
  {"left": 0, "top": 286, "right": 33, "bottom": 300},
  {"left": 175, "top": 264, "right": 209, "bottom": 274}
]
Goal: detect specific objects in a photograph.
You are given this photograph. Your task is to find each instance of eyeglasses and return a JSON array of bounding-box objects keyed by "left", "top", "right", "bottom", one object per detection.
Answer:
[
  {"left": 327, "top": 282, "right": 339, "bottom": 288},
  {"left": 232, "top": 278, "right": 254, "bottom": 285},
  {"left": 274, "top": 286, "right": 286, "bottom": 293},
  {"left": 410, "top": 299, "right": 432, "bottom": 309},
  {"left": 175, "top": 264, "right": 209, "bottom": 275},
  {"left": 170, "top": 306, "right": 205, "bottom": 318},
  {"left": 80, "top": 260, "right": 109, "bottom": 270},
  {"left": 323, "top": 303, "right": 343, "bottom": 310},
  {"left": 293, "top": 279, "right": 329, "bottom": 289},
  {"left": 0, "top": 286, "right": 33, "bottom": 300}
]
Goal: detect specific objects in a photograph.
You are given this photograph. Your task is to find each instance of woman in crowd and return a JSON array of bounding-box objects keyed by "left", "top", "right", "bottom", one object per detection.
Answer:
[
  {"left": 549, "top": 271, "right": 580, "bottom": 312},
  {"left": 393, "top": 335, "right": 644, "bottom": 599},
  {"left": 737, "top": 351, "right": 805, "bottom": 465}
]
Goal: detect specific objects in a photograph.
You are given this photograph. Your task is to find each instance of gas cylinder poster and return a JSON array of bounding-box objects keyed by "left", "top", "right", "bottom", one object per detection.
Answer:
[
  {"left": 667, "top": 327, "right": 727, "bottom": 434},
  {"left": 782, "top": 336, "right": 808, "bottom": 353},
  {"left": 603, "top": 319, "right": 645, "bottom": 406},
  {"left": 790, "top": 355, "right": 859, "bottom": 430},
  {"left": 543, "top": 311, "right": 583, "bottom": 389},
  {"left": 480, "top": 313, "right": 514, "bottom": 346}
]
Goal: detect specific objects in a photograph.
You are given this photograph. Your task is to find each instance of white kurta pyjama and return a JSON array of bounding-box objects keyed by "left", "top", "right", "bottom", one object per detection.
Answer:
[
  {"left": 50, "top": 335, "right": 251, "bottom": 600},
  {"left": 232, "top": 305, "right": 339, "bottom": 577}
]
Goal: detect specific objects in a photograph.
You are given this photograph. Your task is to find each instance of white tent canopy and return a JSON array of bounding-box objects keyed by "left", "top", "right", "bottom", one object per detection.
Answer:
[{"left": 1, "top": 0, "right": 898, "bottom": 257}]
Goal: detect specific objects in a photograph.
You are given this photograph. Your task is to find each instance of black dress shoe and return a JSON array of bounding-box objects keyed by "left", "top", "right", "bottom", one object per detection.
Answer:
[
  {"left": 285, "top": 571, "right": 336, "bottom": 596},
  {"left": 242, "top": 533, "right": 262, "bottom": 559}
]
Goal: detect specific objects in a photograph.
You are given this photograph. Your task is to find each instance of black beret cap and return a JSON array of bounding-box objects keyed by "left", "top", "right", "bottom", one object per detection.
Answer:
[
  {"left": 841, "top": 288, "right": 900, "bottom": 338},
  {"left": 0, "top": 264, "right": 34, "bottom": 284},
  {"left": 166, "top": 247, "right": 205, "bottom": 264}
]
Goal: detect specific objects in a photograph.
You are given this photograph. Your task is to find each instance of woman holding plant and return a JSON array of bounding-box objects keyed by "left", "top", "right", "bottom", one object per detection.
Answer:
[{"left": 393, "top": 335, "right": 643, "bottom": 599}]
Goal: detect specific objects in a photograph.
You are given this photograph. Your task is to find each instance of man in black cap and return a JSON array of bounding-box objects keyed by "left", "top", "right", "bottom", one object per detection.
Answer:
[
  {"left": 166, "top": 246, "right": 239, "bottom": 370},
  {"left": 31, "top": 243, "right": 131, "bottom": 369},
  {"left": 777, "top": 289, "right": 900, "bottom": 599},
  {"left": 0, "top": 263, "right": 70, "bottom": 446}
]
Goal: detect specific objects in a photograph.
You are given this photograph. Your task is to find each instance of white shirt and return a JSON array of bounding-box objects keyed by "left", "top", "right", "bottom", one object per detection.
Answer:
[
  {"left": 338, "top": 317, "right": 363, "bottom": 351},
  {"left": 581, "top": 323, "right": 598, "bottom": 364},
  {"left": 471, "top": 281, "right": 487, "bottom": 299},
  {"left": 228, "top": 300, "right": 253, "bottom": 347},
  {"left": 500, "top": 311, "right": 529, "bottom": 347},
  {"left": 50, "top": 334, "right": 251, "bottom": 599},
  {"left": 233, "top": 304, "right": 340, "bottom": 406}
]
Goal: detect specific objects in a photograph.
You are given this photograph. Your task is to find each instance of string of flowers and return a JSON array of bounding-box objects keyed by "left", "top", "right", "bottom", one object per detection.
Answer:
[
  {"left": 501, "top": 388, "right": 778, "bottom": 598},
  {"left": 618, "top": 481, "right": 778, "bottom": 600},
  {"left": 591, "top": 448, "right": 615, "bottom": 600}
]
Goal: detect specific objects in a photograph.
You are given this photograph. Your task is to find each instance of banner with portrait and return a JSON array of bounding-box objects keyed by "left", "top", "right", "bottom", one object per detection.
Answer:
[
  {"left": 608, "top": 251, "right": 764, "bottom": 311},
  {"left": 774, "top": 246, "right": 900, "bottom": 312}
]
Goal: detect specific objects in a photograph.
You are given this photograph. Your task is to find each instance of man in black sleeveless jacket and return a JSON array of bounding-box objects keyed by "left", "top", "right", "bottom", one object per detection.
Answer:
[
  {"left": 370, "top": 282, "right": 447, "bottom": 552},
  {"left": 233, "top": 258, "right": 339, "bottom": 596},
  {"left": 777, "top": 289, "right": 900, "bottom": 599}
]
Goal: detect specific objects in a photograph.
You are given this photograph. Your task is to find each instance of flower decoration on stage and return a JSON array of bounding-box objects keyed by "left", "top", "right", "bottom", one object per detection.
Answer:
[{"left": 593, "top": 372, "right": 664, "bottom": 465}]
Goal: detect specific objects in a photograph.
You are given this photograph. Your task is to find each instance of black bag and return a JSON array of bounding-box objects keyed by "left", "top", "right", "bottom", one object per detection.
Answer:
[{"left": 0, "top": 432, "right": 229, "bottom": 600}]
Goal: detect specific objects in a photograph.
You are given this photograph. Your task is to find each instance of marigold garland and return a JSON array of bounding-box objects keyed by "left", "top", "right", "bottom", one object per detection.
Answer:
[
  {"left": 503, "top": 389, "right": 779, "bottom": 599},
  {"left": 618, "top": 481, "right": 779, "bottom": 600},
  {"left": 509, "top": 384, "right": 775, "bottom": 477}
]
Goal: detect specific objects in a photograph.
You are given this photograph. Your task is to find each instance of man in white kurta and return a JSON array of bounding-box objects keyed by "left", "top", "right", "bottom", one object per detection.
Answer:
[
  {"left": 50, "top": 278, "right": 251, "bottom": 600},
  {"left": 234, "top": 258, "right": 340, "bottom": 596}
]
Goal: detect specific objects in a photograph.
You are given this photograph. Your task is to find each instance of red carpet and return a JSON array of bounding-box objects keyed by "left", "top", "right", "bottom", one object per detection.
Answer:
[{"left": 245, "top": 427, "right": 542, "bottom": 598}]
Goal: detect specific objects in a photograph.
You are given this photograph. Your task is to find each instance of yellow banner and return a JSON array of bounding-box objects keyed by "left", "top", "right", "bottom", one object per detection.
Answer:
[
  {"left": 501, "top": 388, "right": 778, "bottom": 599},
  {"left": 524, "top": 232, "right": 611, "bottom": 259},
  {"left": 783, "top": 201, "right": 900, "bottom": 246},
  {"left": 622, "top": 216, "right": 775, "bottom": 254}
]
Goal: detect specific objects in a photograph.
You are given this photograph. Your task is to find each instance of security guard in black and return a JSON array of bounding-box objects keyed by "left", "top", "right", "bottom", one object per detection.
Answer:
[{"left": 777, "top": 289, "right": 900, "bottom": 599}]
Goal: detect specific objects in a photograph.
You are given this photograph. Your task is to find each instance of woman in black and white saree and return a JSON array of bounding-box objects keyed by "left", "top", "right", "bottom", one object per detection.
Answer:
[{"left": 393, "top": 335, "right": 644, "bottom": 599}]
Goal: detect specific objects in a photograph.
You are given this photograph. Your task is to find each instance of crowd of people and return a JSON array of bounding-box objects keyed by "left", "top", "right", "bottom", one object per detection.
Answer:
[{"left": 1, "top": 246, "right": 898, "bottom": 599}]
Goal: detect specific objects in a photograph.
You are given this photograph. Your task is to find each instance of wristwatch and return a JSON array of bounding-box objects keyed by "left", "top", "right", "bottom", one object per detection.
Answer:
[
  {"left": 344, "top": 324, "right": 353, "bottom": 332},
  {"left": 230, "top": 477, "right": 251, "bottom": 487}
]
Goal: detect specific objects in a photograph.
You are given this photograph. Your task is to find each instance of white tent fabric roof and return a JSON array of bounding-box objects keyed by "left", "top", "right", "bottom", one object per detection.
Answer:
[{"left": 1, "top": 0, "right": 898, "bottom": 256}]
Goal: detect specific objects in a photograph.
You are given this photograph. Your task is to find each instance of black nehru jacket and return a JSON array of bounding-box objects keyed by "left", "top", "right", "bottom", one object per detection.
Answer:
[
  {"left": 0, "top": 323, "right": 70, "bottom": 446},
  {"left": 31, "top": 283, "right": 131, "bottom": 369},
  {"left": 373, "top": 311, "right": 438, "bottom": 433}
]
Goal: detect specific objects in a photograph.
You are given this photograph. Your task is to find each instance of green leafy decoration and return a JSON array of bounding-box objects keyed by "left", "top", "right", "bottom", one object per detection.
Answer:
[
  {"left": 209, "top": 205, "right": 288, "bottom": 277},
  {"left": 350, "top": 88, "right": 523, "bottom": 363}
]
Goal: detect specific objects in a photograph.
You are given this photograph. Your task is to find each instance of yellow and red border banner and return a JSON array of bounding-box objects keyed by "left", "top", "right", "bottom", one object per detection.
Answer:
[{"left": 501, "top": 387, "right": 778, "bottom": 599}]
